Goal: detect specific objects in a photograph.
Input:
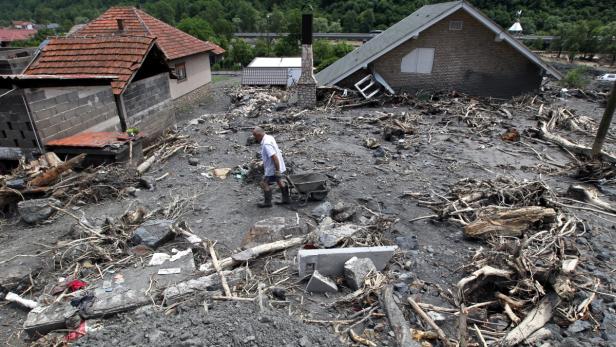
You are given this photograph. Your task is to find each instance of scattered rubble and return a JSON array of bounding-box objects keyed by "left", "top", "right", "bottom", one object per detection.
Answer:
[
  {"left": 17, "top": 197, "right": 61, "bottom": 224},
  {"left": 306, "top": 270, "right": 338, "bottom": 293}
]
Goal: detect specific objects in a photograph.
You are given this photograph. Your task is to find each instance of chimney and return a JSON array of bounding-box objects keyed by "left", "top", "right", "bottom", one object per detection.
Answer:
[
  {"left": 297, "top": 11, "right": 316, "bottom": 109},
  {"left": 117, "top": 19, "right": 125, "bottom": 32}
]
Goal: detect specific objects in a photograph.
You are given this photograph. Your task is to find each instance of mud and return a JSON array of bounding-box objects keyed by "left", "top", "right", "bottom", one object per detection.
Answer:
[{"left": 0, "top": 76, "right": 615, "bottom": 346}]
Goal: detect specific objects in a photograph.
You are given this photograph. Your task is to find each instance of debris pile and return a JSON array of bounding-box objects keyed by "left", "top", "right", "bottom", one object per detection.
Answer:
[
  {"left": 407, "top": 176, "right": 604, "bottom": 346},
  {"left": 228, "top": 86, "right": 290, "bottom": 118}
]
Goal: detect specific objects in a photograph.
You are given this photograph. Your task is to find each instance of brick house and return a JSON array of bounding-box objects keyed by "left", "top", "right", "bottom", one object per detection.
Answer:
[
  {"left": 70, "top": 7, "right": 225, "bottom": 99},
  {"left": 316, "top": 1, "right": 562, "bottom": 98}
]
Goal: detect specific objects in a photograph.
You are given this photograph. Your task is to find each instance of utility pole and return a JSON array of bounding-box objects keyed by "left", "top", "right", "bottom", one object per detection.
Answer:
[{"left": 592, "top": 79, "right": 616, "bottom": 159}]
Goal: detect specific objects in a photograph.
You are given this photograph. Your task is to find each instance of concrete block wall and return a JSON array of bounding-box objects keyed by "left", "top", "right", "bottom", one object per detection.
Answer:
[
  {"left": 371, "top": 10, "right": 542, "bottom": 98},
  {"left": 26, "top": 86, "right": 119, "bottom": 143},
  {"left": 0, "top": 89, "right": 38, "bottom": 148},
  {"left": 123, "top": 73, "right": 171, "bottom": 117},
  {"left": 123, "top": 72, "right": 175, "bottom": 137}
]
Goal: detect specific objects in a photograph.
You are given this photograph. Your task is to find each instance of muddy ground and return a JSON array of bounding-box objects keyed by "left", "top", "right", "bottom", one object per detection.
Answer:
[{"left": 0, "top": 76, "right": 615, "bottom": 346}]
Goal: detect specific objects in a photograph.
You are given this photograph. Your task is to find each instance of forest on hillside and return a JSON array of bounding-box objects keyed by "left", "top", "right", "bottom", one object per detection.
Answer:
[{"left": 1, "top": 0, "right": 615, "bottom": 69}]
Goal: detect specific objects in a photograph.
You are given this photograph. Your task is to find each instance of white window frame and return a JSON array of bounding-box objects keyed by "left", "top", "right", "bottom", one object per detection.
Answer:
[
  {"left": 449, "top": 20, "right": 463, "bottom": 31},
  {"left": 400, "top": 48, "right": 435, "bottom": 74}
]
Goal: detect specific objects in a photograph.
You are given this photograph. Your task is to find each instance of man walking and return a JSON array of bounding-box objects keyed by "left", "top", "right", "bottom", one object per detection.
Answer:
[{"left": 252, "top": 126, "right": 290, "bottom": 207}]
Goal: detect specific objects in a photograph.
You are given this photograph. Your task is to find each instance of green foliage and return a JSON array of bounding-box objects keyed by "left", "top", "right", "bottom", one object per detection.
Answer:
[
  {"left": 561, "top": 66, "right": 591, "bottom": 88},
  {"left": 177, "top": 17, "right": 216, "bottom": 41},
  {"left": 313, "top": 39, "right": 354, "bottom": 71}
]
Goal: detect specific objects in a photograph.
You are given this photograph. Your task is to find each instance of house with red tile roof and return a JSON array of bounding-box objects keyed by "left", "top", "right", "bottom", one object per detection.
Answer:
[
  {"left": 70, "top": 7, "right": 224, "bottom": 99},
  {"left": 0, "top": 6, "right": 226, "bottom": 154}
]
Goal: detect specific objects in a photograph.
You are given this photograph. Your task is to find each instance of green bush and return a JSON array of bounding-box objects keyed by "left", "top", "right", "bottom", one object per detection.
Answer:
[{"left": 561, "top": 66, "right": 591, "bottom": 88}]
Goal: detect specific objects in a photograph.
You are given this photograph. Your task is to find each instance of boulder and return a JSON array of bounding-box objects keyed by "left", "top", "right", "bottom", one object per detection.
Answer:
[
  {"left": 18, "top": 198, "right": 61, "bottom": 224},
  {"left": 130, "top": 219, "right": 175, "bottom": 249},
  {"left": 344, "top": 257, "right": 376, "bottom": 290}
]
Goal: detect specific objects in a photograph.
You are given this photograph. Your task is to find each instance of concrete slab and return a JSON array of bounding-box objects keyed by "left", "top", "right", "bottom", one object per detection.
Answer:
[
  {"left": 306, "top": 270, "right": 338, "bottom": 293},
  {"left": 298, "top": 246, "right": 397, "bottom": 277},
  {"left": 317, "top": 224, "right": 363, "bottom": 248},
  {"left": 130, "top": 219, "right": 175, "bottom": 249},
  {"left": 23, "top": 303, "right": 79, "bottom": 336},
  {"left": 162, "top": 268, "right": 246, "bottom": 304}
]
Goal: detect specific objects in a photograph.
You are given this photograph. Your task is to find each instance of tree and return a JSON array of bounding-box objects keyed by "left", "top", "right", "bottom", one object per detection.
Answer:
[
  {"left": 599, "top": 23, "right": 616, "bottom": 65},
  {"left": 342, "top": 10, "right": 358, "bottom": 32},
  {"left": 269, "top": 8, "right": 287, "bottom": 33},
  {"left": 143, "top": 1, "right": 175, "bottom": 25},
  {"left": 358, "top": 9, "right": 375, "bottom": 32},
  {"left": 177, "top": 17, "right": 216, "bottom": 42},
  {"left": 229, "top": 38, "right": 254, "bottom": 67}
]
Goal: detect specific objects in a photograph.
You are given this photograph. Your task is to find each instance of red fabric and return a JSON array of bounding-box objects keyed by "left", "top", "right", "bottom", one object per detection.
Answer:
[
  {"left": 67, "top": 280, "right": 87, "bottom": 292},
  {"left": 65, "top": 320, "right": 87, "bottom": 341}
]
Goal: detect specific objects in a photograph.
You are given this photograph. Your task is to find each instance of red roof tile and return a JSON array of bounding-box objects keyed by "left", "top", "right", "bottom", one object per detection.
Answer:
[
  {"left": 72, "top": 7, "right": 224, "bottom": 60},
  {"left": 0, "top": 28, "right": 37, "bottom": 42},
  {"left": 24, "top": 35, "right": 155, "bottom": 94}
]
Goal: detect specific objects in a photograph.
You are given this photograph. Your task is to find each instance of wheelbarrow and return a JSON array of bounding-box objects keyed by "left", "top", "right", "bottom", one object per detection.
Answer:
[{"left": 285, "top": 172, "right": 329, "bottom": 205}]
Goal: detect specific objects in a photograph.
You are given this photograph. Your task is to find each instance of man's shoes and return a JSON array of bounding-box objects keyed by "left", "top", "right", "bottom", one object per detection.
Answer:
[
  {"left": 275, "top": 186, "right": 291, "bottom": 205},
  {"left": 258, "top": 190, "right": 273, "bottom": 208}
]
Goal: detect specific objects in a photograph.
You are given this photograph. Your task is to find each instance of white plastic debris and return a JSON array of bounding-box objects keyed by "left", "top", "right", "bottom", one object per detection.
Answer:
[
  {"left": 5, "top": 292, "right": 39, "bottom": 309},
  {"left": 148, "top": 253, "right": 171, "bottom": 266},
  {"left": 158, "top": 268, "right": 182, "bottom": 275}
]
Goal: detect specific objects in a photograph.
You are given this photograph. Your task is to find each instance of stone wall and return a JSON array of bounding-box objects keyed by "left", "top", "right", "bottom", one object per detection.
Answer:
[
  {"left": 123, "top": 73, "right": 175, "bottom": 137},
  {"left": 371, "top": 10, "right": 542, "bottom": 98},
  {"left": 26, "top": 86, "right": 120, "bottom": 143},
  {"left": 0, "top": 48, "right": 36, "bottom": 74}
]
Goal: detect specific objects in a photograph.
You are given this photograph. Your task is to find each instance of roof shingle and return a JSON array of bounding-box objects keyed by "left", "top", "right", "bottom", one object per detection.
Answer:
[
  {"left": 72, "top": 7, "right": 224, "bottom": 60},
  {"left": 25, "top": 35, "right": 155, "bottom": 94}
]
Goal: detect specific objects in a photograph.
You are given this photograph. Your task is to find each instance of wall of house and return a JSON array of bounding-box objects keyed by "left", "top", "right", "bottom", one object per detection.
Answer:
[
  {"left": 26, "top": 85, "right": 120, "bottom": 143},
  {"left": 0, "top": 48, "right": 37, "bottom": 74},
  {"left": 0, "top": 89, "right": 39, "bottom": 150},
  {"left": 123, "top": 72, "right": 175, "bottom": 137},
  {"left": 168, "top": 53, "right": 211, "bottom": 99},
  {"left": 371, "top": 10, "right": 542, "bottom": 98}
]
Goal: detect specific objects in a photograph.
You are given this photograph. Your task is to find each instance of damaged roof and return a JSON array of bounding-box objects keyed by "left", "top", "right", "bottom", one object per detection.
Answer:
[
  {"left": 316, "top": 0, "right": 562, "bottom": 86},
  {"left": 71, "top": 7, "right": 225, "bottom": 60},
  {"left": 24, "top": 35, "right": 155, "bottom": 94}
]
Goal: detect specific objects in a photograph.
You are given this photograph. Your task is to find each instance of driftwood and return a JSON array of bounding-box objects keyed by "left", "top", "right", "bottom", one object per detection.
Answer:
[
  {"left": 500, "top": 293, "right": 559, "bottom": 347},
  {"left": 379, "top": 286, "right": 417, "bottom": 347},
  {"left": 208, "top": 241, "right": 232, "bottom": 297},
  {"left": 537, "top": 120, "right": 616, "bottom": 163},
  {"left": 407, "top": 297, "right": 450, "bottom": 346},
  {"left": 463, "top": 206, "right": 556, "bottom": 239},
  {"left": 29, "top": 153, "right": 85, "bottom": 187},
  {"left": 457, "top": 266, "right": 514, "bottom": 294},
  {"left": 567, "top": 184, "right": 616, "bottom": 213},
  {"left": 201, "top": 237, "right": 305, "bottom": 275},
  {"left": 137, "top": 155, "right": 157, "bottom": 174}
]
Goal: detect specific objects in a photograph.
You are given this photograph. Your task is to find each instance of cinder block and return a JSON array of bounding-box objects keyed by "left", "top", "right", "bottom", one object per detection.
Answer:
[
  {"left": 305, "top": 270, "right": 338, "bottom": 293},
  {"left": 297, "top": 246, "right": 397, "bottom": 278}
]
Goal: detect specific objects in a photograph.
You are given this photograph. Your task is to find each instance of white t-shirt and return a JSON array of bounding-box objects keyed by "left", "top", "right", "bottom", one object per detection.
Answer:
[{"left": 261, "top": 134, "right": 286, "bottom": 176}]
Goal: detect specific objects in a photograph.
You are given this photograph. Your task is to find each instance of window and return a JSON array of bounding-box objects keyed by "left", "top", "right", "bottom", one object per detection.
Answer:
[
  {"left": 449, "top": 20, "right": 463, "bottom": 30},
  {"left": 401, "top": 48, "right": 435, "bottom": 74},
  {"left": 175, "top": 63, "right": 187, "bottom": 82}
]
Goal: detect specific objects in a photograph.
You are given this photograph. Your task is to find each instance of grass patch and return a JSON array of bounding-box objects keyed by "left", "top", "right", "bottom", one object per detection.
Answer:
[{"left": 561, "top": 66, "right": 591, "bottom": 89}]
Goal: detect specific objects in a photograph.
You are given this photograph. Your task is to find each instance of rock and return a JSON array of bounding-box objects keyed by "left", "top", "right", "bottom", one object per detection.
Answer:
[
  {"left": 130, "top": 219, "right": 175, "bottom": 249},
  {"left": 271, "top": 287, "right": 286, "bottom": 300},
  {"left": 318, "top": 224, "right": 362, "bottom": 248},
  {"left": 139, "top": 176, "right": 156, "bottom": 191},
  {"left": 18, "top": 198, "right": 61, "bottom": 224},
  {"left": 373, "top": 147, "right": 385, "bottom": 158},
  {"left": 601, "top": 312, "right": 616, "bottom": 341},
  {"left": 311, "top": 201, "right": 332, "bottom": 220},
  {"left": 395, "top": 236, "right": 418, "bottom": 251},
  {"left": 393, "top": 282, "right": 408, "bottom": 294},
  {"left": 567, "top": 320, "right": 592, "bottom": 334},
  {"left": 344, "top": 257, "right": 377, "bottom": 290},
  {"left": 332, "top": 206, "right": 356, "bottom": 222},
  {"left": 306, "top": 270, "right": 338, "bottom": 293},
  {"left": 188, "top": 157, "right": 199, "bottom": 166},
  {"left": 6, "top": 178, "right": 25, "bottom": 189}
]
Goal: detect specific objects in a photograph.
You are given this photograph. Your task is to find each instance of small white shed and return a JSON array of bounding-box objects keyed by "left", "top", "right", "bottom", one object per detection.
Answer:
[{"left": 242, "top": 57, "right": 302, "bottom": 87}]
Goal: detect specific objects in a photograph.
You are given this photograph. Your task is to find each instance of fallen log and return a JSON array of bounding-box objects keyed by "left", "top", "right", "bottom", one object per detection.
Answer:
[
  {"left": 536, "top": 120, "right": 616, "bottom": 163},
  {"left": 500, "top": 292, "right": 559, "bottom": 347},
  {"left": 463, "top": 206, "right": 556, "bottom": 239},
  {"left": 201, "top": 237, "right": 305, "bottom": 274},
  {"left": 29, "top": 153, "right": 86, "bottom": 187},
  {"left": 379, "top": 286, "right": 418, "bottom": 347},
  {"left": 137, "top": 155, "right": 157, "bottom": 174}
]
